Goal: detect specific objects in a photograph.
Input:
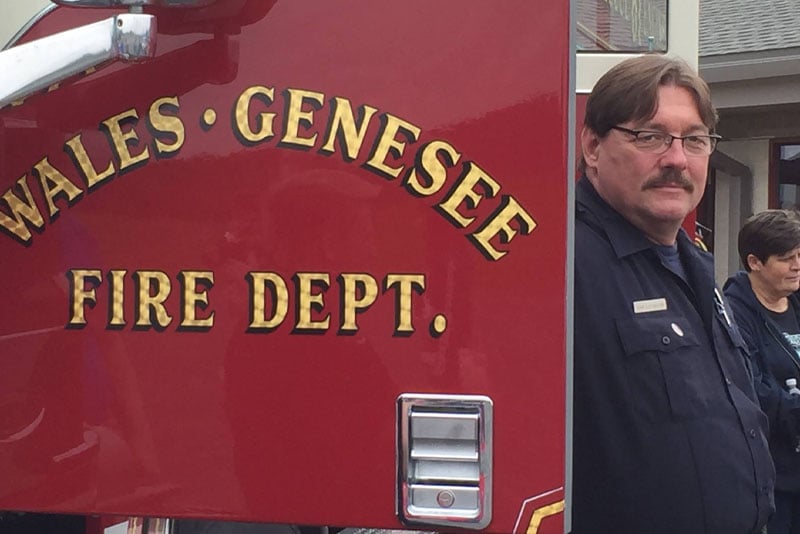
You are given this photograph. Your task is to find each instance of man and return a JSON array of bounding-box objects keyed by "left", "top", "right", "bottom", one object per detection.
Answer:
[{"left": 572, "top": 55, "right": 774, "bottom": 533}]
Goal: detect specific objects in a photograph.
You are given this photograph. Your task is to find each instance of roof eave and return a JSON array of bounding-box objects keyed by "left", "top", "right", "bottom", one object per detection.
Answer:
[{"left": 700, "top": 47, "right": 800, "bottom": 83}]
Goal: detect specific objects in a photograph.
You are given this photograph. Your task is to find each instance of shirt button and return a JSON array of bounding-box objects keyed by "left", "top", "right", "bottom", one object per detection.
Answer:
[
  {"left": 725, "top": 377, "right": 732, "bottom": 385},
  {"left": 661, "top": 336, "right": 671, "bottom": 345},
  {"left": 749, "top": 429, "right": 757, "bottom": 438}
]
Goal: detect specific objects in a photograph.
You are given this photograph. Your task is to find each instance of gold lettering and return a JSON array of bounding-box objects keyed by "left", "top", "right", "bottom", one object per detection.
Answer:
[
  {"left": 64, "top": 134, "right": 115, "bottom": 189},
  {"left": 108, "top": 269, "right": 127, "bottom": 328},
  {"left": 0, "top": 176, "right": 45, "bottom": 243},
  {"left": 365, "top": 114, "right": 421, "bottom": 179},
  {"left": 33, "top": 157, "right": 84, "bottom": 218},
  {"left": 134, "top": 270, "right": 172, "bottom": 329},
  {"left": 405, "top": 140, "right": 461, "bottom": 196},
  {"left": 438, "top": 162, "right": 500, "bottom": 228},
  {"left": 67, "top": 269, "right": 102, "bottom": 327},
  {"left": 295, "top": 272, "right": 330, "bottom": 331},
  {"left": 281, "top": 88, "right": 325, "bottom": 148},
  {"left": 234, "top": 85, "right": 276, "bottom": 143},
  {"left": 339, "top": 273, "right": 379, "bottom": 332},
  {"left": 470, "top": 196, "right": 537, "bottom": 261},
  {"left": 248, "top": 272, "right": 289, "bottom": 330},
  {"left": 149, "top": 96, "right": 185, "bottom": 156},
  {"left": 178, "top": 270, "right": 214, "bottom": 329},
  {"left": 320, "top": 98, "right": 379, "bottom": 160},
  {"left": 385, "top": 274, "right": 425, "bottom": 334},
  {"left": 102, "top": 108, "right": 150, "bottom": 170}
]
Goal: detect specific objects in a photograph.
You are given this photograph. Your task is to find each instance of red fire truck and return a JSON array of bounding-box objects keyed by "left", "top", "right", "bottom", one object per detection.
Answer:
[{"left": 0, "top": 1, "right": 698, "bottom": 533}]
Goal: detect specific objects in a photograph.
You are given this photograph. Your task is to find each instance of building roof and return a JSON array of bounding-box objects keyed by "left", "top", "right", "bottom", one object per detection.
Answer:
[{"left": 700, "top": 0, "right": 800, "bottom": 57}]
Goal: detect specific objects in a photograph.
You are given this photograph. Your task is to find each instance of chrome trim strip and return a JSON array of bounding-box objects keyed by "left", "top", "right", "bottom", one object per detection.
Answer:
[
  {"left": 0, "top": 13, "right": 156, "bottom": 108},
  {"left": 53, "top": 0, "right": 215, "bottom": 7}
]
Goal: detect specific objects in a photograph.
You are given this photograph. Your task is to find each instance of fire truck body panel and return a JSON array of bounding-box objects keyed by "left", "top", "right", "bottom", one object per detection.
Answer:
[{"left": 0, "top": 2, "right": 569, "bottom": 532}]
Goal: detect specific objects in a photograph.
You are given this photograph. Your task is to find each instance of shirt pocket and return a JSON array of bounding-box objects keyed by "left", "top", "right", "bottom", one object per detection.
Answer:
[{"left": 616, "top": 315, "right": 717, "bottom": 421}]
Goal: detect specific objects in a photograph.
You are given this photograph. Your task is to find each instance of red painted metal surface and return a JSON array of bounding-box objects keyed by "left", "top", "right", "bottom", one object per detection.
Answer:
[{"left": 0, "top": 2, "right": 570, "bottom": 532}]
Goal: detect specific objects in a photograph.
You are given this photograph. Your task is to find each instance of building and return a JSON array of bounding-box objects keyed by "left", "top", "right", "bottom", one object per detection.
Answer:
[{"left": 699, "top": 0, "right": 800, "bottom": 282}]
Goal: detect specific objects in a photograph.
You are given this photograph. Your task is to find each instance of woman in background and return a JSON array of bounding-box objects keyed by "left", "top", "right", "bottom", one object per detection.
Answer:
[{"left": 725, "top": 209, "right": 800, "bottom": 534}]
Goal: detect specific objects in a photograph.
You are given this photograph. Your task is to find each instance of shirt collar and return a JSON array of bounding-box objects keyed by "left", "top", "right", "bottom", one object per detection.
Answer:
[{"left": 576, "top": 175, "right": 693, "bottom": 259}]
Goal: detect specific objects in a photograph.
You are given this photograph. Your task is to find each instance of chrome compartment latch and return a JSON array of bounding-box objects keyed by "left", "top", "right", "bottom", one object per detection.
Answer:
[{"left": 398, "top": 393, "right": 493, "bottom": 530}]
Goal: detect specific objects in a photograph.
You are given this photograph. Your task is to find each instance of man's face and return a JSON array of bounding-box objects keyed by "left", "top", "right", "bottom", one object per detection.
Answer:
[
  {"left": 581, "top": 85, "right": 710, "bottom": 244},
  {"left": 750, "top": 248, "right": 800, "bottom": 297}
]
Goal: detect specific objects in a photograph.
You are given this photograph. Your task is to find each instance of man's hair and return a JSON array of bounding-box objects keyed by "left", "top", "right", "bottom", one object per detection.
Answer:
[
  {"left": 738, "top": 209, "right": 800, "bottom": 271},
  {"left": 579, "top": 55, "right": 718, "bottom": 172}
]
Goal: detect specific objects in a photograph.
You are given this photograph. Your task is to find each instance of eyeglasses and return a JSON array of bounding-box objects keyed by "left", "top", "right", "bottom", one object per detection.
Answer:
[{"left": 610, "top": 126, "right": 722, "bottom": 156}]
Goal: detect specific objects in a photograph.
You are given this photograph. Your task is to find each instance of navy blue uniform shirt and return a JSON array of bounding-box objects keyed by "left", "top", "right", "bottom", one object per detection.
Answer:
[{"left": 572, "top": 177, "right": 775, "bottom": 533}]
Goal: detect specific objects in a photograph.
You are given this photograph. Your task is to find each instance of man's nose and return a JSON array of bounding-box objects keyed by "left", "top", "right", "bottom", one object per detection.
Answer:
[{"left": 659, "top": 138, "right": 690, "bottom": 168}]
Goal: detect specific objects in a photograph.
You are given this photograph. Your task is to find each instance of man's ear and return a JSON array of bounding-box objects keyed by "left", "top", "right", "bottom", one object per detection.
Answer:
[
  {"left": 581, "top": 127, "right": 601, "bottom": 168},
  {"left": 747, "top": 254, "right": 762, "bottom": 272}
]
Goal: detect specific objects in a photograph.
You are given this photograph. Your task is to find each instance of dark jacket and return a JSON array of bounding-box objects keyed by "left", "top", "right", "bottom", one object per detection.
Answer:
[
  {"left": 724, "top": 271, "right": 800, "bottom": 491},
  {"left": 573, "top": 177, "right": 774, "bottom": 534}
]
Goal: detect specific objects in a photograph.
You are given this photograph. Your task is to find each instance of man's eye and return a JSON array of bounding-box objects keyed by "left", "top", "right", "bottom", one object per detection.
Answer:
[
  {"left": 637, "top": 133, "right": 663, "bottom": 143},
  {"left": 685, "top": 136, "right": 708, "bottom": 147}
]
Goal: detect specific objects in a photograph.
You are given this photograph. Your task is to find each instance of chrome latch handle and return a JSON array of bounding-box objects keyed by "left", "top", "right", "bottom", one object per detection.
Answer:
[
  {"left": 398, "top": 393, "right": 494, "bottom": 530},
  {"left": 0, "top": 13, "right": 155, "bottom": 108}
]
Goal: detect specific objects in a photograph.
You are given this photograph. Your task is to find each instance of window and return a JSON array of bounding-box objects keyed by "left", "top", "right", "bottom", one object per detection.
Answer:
[
  {"left": 576, "top": 0, "right": 668, "bottom": 52},
  {"left": 774, "top": 143, "right": 800, "bottom": 209}
]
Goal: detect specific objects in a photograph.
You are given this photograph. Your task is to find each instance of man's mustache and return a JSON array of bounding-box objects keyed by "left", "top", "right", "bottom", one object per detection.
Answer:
[{"left": 642, "top": 170, "right": 694, "bottom": 193}]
